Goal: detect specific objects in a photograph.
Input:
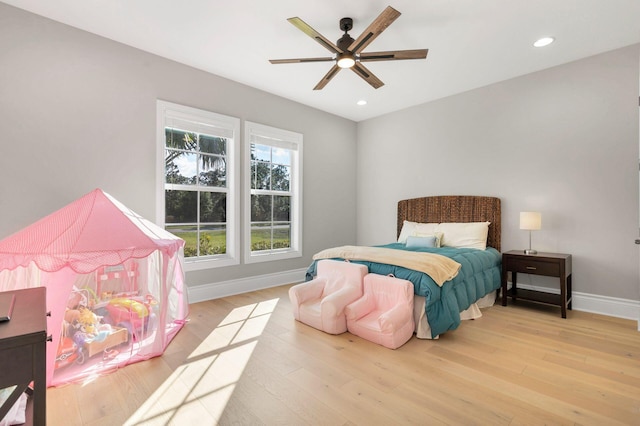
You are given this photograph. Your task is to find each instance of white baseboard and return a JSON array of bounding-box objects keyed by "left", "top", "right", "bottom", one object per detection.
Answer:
[
  {"left": 510, "top": 282, "right": 640, "bottom": 324},
  {"left": 187, "top": 268, "right": 308, "bottom": 303}
]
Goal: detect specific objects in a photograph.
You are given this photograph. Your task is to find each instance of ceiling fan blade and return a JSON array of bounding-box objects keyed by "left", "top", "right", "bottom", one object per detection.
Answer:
[
  {"left": 351, "top": 63, "right": 384, "bottom": 89},
  {"left": 269, "top": 57, "right": 334, "bottom": 64},
  {"left": 359, "top": 49, "right": 428, "bottom": 62},
  {"left": 288, "top": 17, "right": 343, "bottom": 54},
  {"left": 313, "top": 64, "right": 341, "bottom": 90},
  {"left": 348, "top": 6, "right": 401, "bottom": 54}
]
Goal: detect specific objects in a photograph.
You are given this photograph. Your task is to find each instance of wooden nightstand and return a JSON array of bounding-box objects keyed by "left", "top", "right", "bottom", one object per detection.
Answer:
[{"left": 501, "top": 250, "right": 572, "bottom": 318}]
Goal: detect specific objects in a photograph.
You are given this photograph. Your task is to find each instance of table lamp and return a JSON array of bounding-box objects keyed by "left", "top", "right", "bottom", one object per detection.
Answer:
[{"left": 520, "top": 212, "right": 541, "bottom": 255}]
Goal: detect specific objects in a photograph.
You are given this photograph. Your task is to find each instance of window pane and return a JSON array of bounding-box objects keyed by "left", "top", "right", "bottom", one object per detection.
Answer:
[
  {"left": 166, "top": 224, "right": 198, "bottom": 257},
  {"left": 272, "top": 147, "right": 291, "bottom": 166},
  {"left": 251, "top": 194, "right": 272, "bottom": 221},
  {"left": 165, "top": 190, "right": 197, "bottom": 223},
  {"left": 273, "top": 196, "right": 290, "bottom": 221},
  {"left": 166, "top": 128, "right": 196, "bottom": 150},
  {"left": 200, "top": 225, "right": 226, "bottom": 255},
  {"left": 199, "top": 135, "right": 226, "bottom": 155},
  {"left": 271, "top": 165, "right": 290, "bottom": 191},
  {"left": 200, "top": 192, "right": 226, "bottom": 223},
  {"left": 165, "top": 150, "right": 189, "bottom": 185},
  {"left": 273, "top": 222, "right": 291, "bottom": 249},
  {"left": 251, "top": 161, "right": 270, "bottom": 190},
  {"left": 198, "top": 154, "right": 226, "bottom": 187},
  {"left": 165, "top": 151, "right": 197, "bottom": 185},
  {"left": 250, "top": 223, "right": 272, "bottom": 251},
  {"left": 252, "top": 144, "right": 271, "bottom": 162}
]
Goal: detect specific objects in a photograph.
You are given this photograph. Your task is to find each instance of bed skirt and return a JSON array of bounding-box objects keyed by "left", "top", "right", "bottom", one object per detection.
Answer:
[{"left": 413, "top": 290, "right": 497, "bottom": 339}]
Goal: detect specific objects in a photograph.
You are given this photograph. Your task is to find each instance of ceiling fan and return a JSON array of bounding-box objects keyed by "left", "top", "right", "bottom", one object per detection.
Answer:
[{"left": 269, "top": 6, "right": 428, "bottom": 90}]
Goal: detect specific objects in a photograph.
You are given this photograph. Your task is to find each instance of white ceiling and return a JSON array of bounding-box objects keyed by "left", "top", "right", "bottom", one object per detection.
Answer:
[{"left": 4, "top": 0, "right": 640, "bottom": 122}]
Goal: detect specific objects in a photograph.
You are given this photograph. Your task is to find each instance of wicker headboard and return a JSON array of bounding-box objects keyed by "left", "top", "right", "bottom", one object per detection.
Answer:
[{"left": 397, "top": 196, "right": 501, "bottom": 252}]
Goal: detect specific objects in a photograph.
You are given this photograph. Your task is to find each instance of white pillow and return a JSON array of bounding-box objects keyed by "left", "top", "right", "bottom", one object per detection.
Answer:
[
  {"left": 398, "top": 221, "right": 439, "bottom": 243},
  {"left": 397, "top": 220, "right": 417, "bottom": 243},
  {"left": 437, "top": 222, "right": 490, "bottom": 250},
  {"left": 415, "top": 222, "right": 439, "bottom": 236}
]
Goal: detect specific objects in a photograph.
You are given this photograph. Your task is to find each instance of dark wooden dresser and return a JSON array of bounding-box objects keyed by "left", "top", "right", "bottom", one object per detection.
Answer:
[{"left": 0, "top": 287, "right": 47, "bottom": 425}]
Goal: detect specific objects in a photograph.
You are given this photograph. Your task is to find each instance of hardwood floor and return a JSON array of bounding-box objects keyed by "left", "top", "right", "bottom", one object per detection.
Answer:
[{"left": 46, "top": 284, "right": 640, "bottom": 425}]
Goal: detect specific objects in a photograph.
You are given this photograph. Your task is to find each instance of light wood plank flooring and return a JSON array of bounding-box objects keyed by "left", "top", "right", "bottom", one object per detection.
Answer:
[{"left": 46, "top": 284, "right": 640, "bottom": 425}]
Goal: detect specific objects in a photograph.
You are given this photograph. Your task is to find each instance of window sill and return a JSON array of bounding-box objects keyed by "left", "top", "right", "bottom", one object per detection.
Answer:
[
  {"left": 184, "top": 255, "right": 239, "bottom": 271},
  {"left": 244, "top": 249, "right": 301, "bottom": 264}
]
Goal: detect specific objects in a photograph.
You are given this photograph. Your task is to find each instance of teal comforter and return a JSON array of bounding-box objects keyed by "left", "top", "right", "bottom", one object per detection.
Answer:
[{"left": 305, "top": 243, "right": 502, "bottom": 338}]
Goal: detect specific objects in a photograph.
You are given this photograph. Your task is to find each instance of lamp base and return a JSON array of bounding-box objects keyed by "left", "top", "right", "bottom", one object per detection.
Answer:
[{"left": 524, "top": 249, "right": 538, "bottom": 255}]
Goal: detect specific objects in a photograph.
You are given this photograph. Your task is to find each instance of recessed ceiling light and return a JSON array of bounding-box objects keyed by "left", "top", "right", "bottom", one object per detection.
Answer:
[
  {"left": 533, "top": 37, "right": 555, "bottom": 47},
  {"left": 357, "top": 100, "right": 367, "bottom": 106}
]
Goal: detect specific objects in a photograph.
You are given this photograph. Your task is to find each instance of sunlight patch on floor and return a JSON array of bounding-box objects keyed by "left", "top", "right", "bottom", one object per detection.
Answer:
[{"left": 124, "top": 298, "right": 279, "bottom": 425}]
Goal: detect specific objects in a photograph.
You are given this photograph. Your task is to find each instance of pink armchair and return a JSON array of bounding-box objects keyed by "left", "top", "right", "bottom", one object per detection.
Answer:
[
  {"left": 345, "top": 274, "right": 415, "bottom": 349},
  {"left": 289, "top": 260, "right": 368, "bottom": 334}
]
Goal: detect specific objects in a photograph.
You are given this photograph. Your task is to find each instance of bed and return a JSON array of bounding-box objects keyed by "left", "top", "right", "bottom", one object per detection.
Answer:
[{"left": 306, "top": 195, "right": 502, "bottom": 339}]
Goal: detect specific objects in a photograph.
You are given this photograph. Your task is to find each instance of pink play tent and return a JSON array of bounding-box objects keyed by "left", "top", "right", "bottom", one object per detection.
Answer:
[{"left": 0, "top": 189, "right": 188, "bottom": 386}]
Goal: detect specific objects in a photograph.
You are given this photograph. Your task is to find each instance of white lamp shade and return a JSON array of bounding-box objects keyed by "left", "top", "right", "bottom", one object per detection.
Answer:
[{"left": 520, "top": 212, "right": 541, "bottom": 230}]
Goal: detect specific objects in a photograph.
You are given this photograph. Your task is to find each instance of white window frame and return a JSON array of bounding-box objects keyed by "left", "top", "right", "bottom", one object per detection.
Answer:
[
  {"left": 156, "top": 100, "right": 240, "bottom": 271},
  {"left": 244, "top": 121, "right": 303, "bottom": 264}
]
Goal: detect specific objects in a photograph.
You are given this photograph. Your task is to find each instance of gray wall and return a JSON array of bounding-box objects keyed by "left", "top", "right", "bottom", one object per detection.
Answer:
[
  {"left": 357, "top": 44, "right": 640, "bottom": 301},
  {"left": 0, "top": 3, "right": 357, "bottom": 287},
  {"left": 3, "top": 3, "right": 639, "bottom": 302}
]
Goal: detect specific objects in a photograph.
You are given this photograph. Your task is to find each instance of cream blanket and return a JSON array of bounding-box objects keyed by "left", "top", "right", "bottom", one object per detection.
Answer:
[{"left": 312, "top": 245, "right": 461, "bottom": 287}]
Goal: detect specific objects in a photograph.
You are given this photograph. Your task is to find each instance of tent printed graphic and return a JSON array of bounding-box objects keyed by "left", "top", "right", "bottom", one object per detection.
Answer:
[{"left": 0, "top": 189, "right": 188, "bottom": 386}]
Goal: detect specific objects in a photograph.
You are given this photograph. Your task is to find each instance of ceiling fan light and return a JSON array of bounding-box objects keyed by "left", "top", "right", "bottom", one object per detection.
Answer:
[{"left": 337, "top": 54, "right": 355, "bottom": 68}]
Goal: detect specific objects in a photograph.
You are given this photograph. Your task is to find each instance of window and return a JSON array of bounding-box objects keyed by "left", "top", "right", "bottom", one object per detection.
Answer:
[
  {"left": 157, "top": 101, "right": 240, "bottom": 270},
  {"left": 244, "top": 121, "right": 302, "bottom": 263}
]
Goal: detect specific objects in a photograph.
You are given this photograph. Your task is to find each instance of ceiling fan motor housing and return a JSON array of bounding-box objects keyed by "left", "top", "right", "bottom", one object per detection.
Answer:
[
  {"left": 338, "top": 17, "right": 355, "bottom": 52},
  {"left": 337, "top": 34, "right": 355, "bottom": 52}
]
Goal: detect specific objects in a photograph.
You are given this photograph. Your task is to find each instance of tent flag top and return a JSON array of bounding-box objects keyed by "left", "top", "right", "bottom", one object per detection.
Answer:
[{"left": 0, "top": 188, "right": 189, "bottom": 386}]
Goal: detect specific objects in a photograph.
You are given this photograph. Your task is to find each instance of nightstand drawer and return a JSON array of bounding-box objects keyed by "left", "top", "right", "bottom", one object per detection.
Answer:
[{"left": 507, "top": 258, "right": 560, "bottom": 277}]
